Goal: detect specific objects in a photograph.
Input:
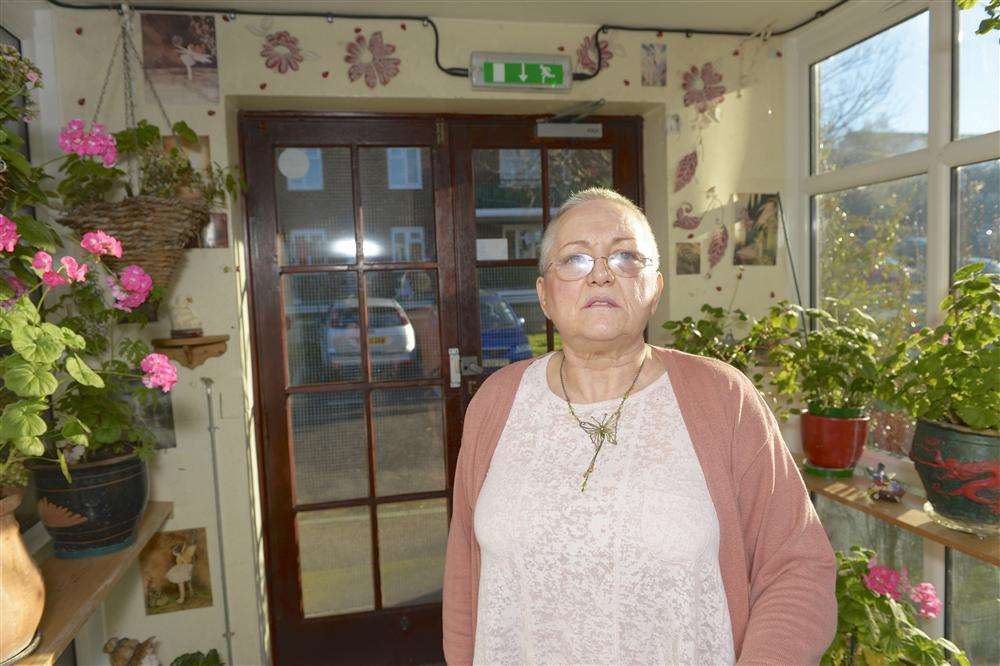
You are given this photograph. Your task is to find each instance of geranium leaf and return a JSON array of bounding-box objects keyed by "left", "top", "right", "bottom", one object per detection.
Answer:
[{"left": 65, "top": 354, "right": 105, "bottom": 388}]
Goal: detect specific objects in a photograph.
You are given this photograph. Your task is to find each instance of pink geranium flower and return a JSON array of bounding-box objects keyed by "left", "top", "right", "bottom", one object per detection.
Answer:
[
  {"left": 140, "top": 352, "right": 178, "bottom": 392},
  {"left": 909, "top": 582, "right": 942, "bottom": 619},
  {"left": 0, "top": 214, "right": 19, "bottom": 253},
  {"left": 32, "top": 250, "right": 53, "bottom": 273},
  {"left": 59, "top": 256, "right": 89, "bottom": 282},
  {"left": 80, "top": 230, "right": 123, "bottom": 258},
  {"left": 42, "top": 271, "right": 68, "bottom": 287},
  {"left": 1, "top": 274, "right": 27, "bottom": 309},
  {"left": 58, "top": 118, "right": 117, "bottom": 167},
  {"left": 107, "top": 265, "right": 153, "bottom": 312},
  {"left": 862, "top": 560, "right": 903, "bottom": 600}
]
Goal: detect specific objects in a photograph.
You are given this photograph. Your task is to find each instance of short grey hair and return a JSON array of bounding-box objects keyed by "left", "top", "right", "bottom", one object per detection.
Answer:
[{"left": 538, "top": 188, "right": 660, "bottom": 273}]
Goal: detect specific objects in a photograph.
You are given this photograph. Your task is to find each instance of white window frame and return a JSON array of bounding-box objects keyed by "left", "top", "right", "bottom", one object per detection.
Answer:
[
  {"left": 785, "top": 0, "right": 999, "bottom": 641},
  {"left": 386, "top": 147, "right": 423, "bottom": 190}
]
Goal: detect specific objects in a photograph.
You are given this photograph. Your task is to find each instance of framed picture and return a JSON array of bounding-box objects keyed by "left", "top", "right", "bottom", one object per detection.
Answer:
[
  {"left": 733, "top": 193, "right": 780, "bottom": 266},
  {"left": 141, "top": 13, "right": 219, "bottom": 105},
  {"left": 140, "top": 527, "right": 213, "bottom": 614}
]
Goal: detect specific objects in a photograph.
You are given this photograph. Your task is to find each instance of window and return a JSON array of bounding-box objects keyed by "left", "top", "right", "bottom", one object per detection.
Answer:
[
  {"left": 954, "top": 159, "right": 999, "bottom": 273},
  {"left": 955, "top": 2, "right": 1000, "bottom": 138},
  {"left": 812, "top": 12, "right": 929, "bottom": 174},
  {"left": 283, "top": 148, "right": 324, "bottom": 191},
  {"left": 793, "top": 1, "right": 1000, "bottom": 659},
  {"left": 386, "top": 147, "right": 422, "bottom": 190}
]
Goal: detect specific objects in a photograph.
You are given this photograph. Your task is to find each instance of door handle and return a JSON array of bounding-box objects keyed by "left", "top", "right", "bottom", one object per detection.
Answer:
[{"left": 461, "top": 356, "right": 483, "bottom": 375}]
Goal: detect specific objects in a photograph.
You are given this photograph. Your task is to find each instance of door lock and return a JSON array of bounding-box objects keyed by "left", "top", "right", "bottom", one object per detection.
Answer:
[{"left": 461, "top": 356, "right": 483, "bottom": 376}]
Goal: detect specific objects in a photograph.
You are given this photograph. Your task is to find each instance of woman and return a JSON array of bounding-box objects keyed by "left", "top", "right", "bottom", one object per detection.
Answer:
[{"left": 443, "top": 188, "right": 837, "bottom": 665}]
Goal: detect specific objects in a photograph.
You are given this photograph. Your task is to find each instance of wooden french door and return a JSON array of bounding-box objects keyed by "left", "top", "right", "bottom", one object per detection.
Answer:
[{"left": 240, "top": 114, "right": 641, "bottom": 665}]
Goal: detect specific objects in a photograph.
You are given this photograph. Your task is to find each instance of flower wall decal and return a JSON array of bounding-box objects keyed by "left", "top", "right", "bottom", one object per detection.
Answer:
[
  {"left": 682, "top": 62, "right": 726, "bottom": 113},
  {"left": 345, "top": 30, "right": 400, "bottom": 89},
  {"left": 674, "top": 150, "right": 698, "bottom": 192},
  {"left": 575, "top": 34, "right": 613, "bottom": 74},
  {"left": 674, "top": 203, "right": 702, "bottom": 229},
  {"left": 708, "top": 224, "right": 729, "bottom": 268},
  {"left": 247, "top": 18, "right": 318, "bottom": 74}
]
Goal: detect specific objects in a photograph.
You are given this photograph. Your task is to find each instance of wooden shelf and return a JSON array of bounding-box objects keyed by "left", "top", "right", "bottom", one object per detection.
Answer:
[
  {"left": 803, "top": 470, "right": 999, "bottom": 567},
  {"left": 20, "top": 501, "right": 174, "bottom": 666},
  {"left": 151, "top": 335, "right": 229, "bottom": 369}
]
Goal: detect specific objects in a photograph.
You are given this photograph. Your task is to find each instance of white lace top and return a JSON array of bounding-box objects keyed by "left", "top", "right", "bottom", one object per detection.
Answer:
[{"left": 473, "top": 353, "right": 735, "bottom": 665}]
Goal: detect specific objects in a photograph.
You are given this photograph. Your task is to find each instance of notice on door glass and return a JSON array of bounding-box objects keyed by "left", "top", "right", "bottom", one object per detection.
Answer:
[{"left": 476, "top": 238, "right": 509, "bottom": 261}]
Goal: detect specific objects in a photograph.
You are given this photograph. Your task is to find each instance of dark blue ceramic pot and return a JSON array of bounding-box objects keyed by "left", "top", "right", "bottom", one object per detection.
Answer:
[{"left": 29, "top": 453, "right": 148, "bottom": 558}]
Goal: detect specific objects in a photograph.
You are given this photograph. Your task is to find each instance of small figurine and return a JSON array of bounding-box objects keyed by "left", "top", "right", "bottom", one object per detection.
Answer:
[
  {"left": 103, "top": 636, "right": 158, "bottom": 666},
  {"left": 866, "top": 462, "right": 905, "bottom": 502}
]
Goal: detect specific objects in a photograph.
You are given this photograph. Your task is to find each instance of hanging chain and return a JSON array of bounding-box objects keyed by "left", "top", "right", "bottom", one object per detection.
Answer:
[
  {"left": 121, "top": 12, "right": 174, "bottom": 130},
  {"left": 90, "top": 27, "right": 123, "bottom": 124}
]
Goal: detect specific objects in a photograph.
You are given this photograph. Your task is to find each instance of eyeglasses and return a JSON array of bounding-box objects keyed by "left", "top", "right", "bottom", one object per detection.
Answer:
[{"left": 543, "top": 250, "right": 655, "bottom": 281}]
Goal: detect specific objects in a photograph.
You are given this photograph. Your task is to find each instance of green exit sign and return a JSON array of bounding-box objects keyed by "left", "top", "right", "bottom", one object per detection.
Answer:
[{"left": 471, "top": 52, "right": 572, "bottom": 92}]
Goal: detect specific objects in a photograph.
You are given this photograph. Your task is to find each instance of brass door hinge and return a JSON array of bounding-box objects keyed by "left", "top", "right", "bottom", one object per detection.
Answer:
[{"left": 435, "top": 119, "right": 445, "bottom": 146}]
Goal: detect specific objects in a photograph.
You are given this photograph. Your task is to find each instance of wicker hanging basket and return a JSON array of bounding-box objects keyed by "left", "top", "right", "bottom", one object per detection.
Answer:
[{"left": 60, "top": 195, "right": 208, "bottom": 292}]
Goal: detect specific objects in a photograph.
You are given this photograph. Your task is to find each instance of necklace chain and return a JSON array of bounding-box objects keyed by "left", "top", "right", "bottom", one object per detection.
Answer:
[{"left": 559, "top": 349, "right": 647, "bottom": 491}]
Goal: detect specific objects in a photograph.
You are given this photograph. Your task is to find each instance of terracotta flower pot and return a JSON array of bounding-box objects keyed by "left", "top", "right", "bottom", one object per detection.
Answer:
[
  {"left": 801, "top": 407, "right": 870, "bottom": 474},
  {"left": 0, "top": 487, "right": 45, "bottom": 662},
  {"left": 910, "top": 419, "right": 999, "bottom": 529}
]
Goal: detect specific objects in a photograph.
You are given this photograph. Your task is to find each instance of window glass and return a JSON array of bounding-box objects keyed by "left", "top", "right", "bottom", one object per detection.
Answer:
[
  {"left": 955, "top": 159, "right": 999, "bottom": 273},
  {"left": 955, "top": 2, "right": 1000, "bottom": 138},
  {"left": 812, "top": 12, "right": 929, "bottom": 173},
  {"left": 947, "top": 549, "right": 1000, "bottom": 664}
]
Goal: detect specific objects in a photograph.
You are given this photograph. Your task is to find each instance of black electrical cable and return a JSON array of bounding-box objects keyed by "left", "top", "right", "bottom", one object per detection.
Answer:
[{"left": 46, "top": 0, "right": 850, "bottom": 82}]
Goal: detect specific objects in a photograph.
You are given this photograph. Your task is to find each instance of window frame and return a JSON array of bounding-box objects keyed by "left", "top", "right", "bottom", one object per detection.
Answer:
[{"left": 785, "top": 0, "right": 1000, "bottom": 644}]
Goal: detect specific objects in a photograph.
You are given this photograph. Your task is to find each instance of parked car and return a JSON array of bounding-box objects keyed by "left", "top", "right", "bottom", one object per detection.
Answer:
[
  {"left": 479, "top": 290, "right": 533, "bottom": 373},
  {"left": 325, "top": 297, "right": 418, "bottom": 379}
]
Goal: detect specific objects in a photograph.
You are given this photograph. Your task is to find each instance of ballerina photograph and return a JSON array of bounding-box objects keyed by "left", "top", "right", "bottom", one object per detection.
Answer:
[{"left": 141, "top": 13, "right": 219, "bottom": 105}]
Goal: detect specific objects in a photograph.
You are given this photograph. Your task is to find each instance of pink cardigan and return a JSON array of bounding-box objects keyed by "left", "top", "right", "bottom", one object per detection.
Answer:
[{"left": 442, "top": 346, "right": 837, "bottom": 665}]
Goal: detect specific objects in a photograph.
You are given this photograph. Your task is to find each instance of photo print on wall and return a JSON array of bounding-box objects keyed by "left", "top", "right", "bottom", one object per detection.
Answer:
[
  {"left": 733, "top": 193, "right": 780, "bottom": 266},
  {"left": 140, "top": 13, "right": 219, "bottom": 105},
  {"left": 676, "top": 242, "right": 702, "bottom": 275},
  {"left": 641, "top": 43, "right": 667, "bottom": 86},
  {"left": 140, "top": 527, "right": 213, "bottom": 614}
]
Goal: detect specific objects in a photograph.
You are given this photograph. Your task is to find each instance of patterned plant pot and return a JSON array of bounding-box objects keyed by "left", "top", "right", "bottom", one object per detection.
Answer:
[
  {"left": 910, "top": 419, "right": 999, "bottom": 527},
  {"left": 801, "top": 406, "right": 870, "bottom": 476},
  {"left": 27, "top": 453, "right": 148, "bottom": 558}
]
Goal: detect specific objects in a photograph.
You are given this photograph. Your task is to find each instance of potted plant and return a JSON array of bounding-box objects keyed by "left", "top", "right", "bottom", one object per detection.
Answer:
[
  {"left": 0, "top": 43, "right": 48, "bottom": 663},
  {"left": 879, "top": 263, "right": 999, "bottom": 533},
  {"left": 824, "top": 546, "right": 967, "bottom": 665},
  {"left": 1, "top": 50, "right": 179, "bottom": 559},
  {"left": 762, "top": 299, "right": 881, "bottom": 476}
]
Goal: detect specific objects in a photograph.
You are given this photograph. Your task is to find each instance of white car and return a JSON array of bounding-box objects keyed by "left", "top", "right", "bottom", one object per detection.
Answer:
[{"left": 324, "top": 297, "right": 418, "bottom": 379}]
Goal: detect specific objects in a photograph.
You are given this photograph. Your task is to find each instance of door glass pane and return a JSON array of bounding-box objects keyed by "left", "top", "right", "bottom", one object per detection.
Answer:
[
  {"left": 297, "top": 506, "right": 374, "bottom": 617},
  {"left": 290, "top": 391, "right": 367, "bottom": 504},
  {"left": 284, "top": 272, "right": 358, "bottom": 386},
  {"left": 956, "top": 159, "right": 999, "bottom": 273},
  {"left": 547, "top": 149, "right": 614, "bottom": 215},
  {"left": 359, "top": 147, "right": 435, "bottom": 262},
  {"left": 948, "top": 549, "right": 1000, "bottom": 664},
  {"left": 274, "top": 147, "right": 356, "bottom": 266},
  {"left": 473, "top": 149, "right": 543, "bottom": 260},
  {"left": 377, "top": 498, "right": 448, "bottom": 608},
  {"left": 374, "top": 387, "right": 446, "bottom": 497},
  {"left": 477, "top": 267, "right": 542, "bottom": 374},
  {"left": 365, "top": 270, "right": 440, "bottom": 382},
  {"left": 812, "top": 12, "right": 929, "bottom": 173},
  {"left": 956, "top": 3, "right": 1000, "bottom": 138}
]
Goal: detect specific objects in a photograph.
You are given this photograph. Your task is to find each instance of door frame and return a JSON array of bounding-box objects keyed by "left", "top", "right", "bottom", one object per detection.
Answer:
[{"left": 237, "top": 112, "right": 644, "bottom": 664}]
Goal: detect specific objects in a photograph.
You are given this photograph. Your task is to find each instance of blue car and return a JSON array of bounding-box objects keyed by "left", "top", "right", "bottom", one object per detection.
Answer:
[{"left": 479, "top": 291, "right": 534, "bottom": 373}]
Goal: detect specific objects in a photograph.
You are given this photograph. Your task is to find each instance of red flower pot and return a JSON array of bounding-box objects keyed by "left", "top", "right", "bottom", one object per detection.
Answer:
[{"left": 802, "top": 408, "right": 870, "bottom": 471}]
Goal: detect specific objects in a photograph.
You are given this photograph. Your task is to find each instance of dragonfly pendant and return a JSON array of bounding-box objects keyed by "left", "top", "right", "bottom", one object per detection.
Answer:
[{"left": 577, "top": 412, "right": 620, "bottom": 491}]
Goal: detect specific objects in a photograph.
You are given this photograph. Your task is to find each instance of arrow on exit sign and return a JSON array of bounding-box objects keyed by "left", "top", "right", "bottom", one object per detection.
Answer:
[{"left": 470, "top": 52, "right": 573, "bottom": 92}]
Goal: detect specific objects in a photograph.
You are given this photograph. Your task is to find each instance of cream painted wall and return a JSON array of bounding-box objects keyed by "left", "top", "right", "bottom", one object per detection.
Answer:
[{"left": 8, "top": 3, "right": 789, "bottom": 663}]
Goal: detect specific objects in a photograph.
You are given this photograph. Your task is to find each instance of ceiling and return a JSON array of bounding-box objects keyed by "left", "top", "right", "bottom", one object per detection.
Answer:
[{"left": 65, "top": 0, "right": 846, "bottom": 35}]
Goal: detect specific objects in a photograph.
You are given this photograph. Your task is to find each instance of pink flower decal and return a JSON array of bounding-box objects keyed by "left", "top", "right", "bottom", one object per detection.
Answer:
[
  {"left": 682, "top": 62, "right": 726, "bottom": 114},
  {"left": 674, "top": 150, "right": 698, "bottom": 192},
  {"left": 261, "top": 30, "right": 305, "bottom": 74},
  {"left": 0, "top": 214, "right": 19, "bottom": 253},
  {"left": 58, "top": 118, "right": 116, "bottom": 166},
  {"left": 107, "top": 265, "right": 153, "bottom": 312},
  {"left": 140, "top": 352, "right": 178, "bottom": 393},
  {"left": 59, "top": 256, "right": 89, "bottom": 283},
  {"left": 673, "top": 203, "right": 702, "bottom": 230},
  {"left": 576, "top": 34, "right": 613, "bottom": 74},
  {"left": 345, "top": 31, "right": 400, "bottom": 89},
  {"left": 708, "top": 224, "right": 729, "bottom": 268},
  {"left": 32, "top": 250, "right": 53, "bottom": 273},
  {"left": 80, "top": 230, "right": 123, "bottom": 258}
]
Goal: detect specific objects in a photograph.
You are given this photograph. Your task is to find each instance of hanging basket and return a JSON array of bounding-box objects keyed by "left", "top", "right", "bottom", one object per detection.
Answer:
[{"left": 59, "top": 195, "right": 208, "bottom": 292}]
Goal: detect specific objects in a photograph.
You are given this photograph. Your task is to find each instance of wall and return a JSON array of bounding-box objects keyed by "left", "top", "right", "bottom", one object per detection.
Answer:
[{"left": 5, "top": 2, "right": 788, "bottom": 663}]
